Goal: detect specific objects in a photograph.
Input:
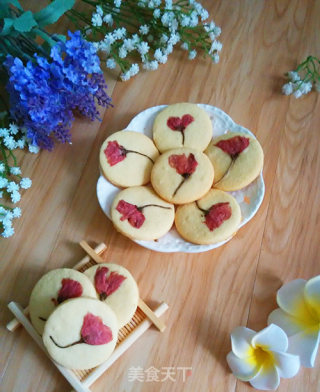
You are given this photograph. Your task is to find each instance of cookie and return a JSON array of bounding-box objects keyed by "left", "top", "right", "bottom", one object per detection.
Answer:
[
  {"left": 151, "top": 148, "right": 214, "bottom": 204},
  {"left": 205, "top": 132, "right": 264, "bottom": 191},
  {"left": 42, "top": 297, "right": 118, "bottom": 370},
  {"left": 175, "top": 189, "right": 241, "bottom": 245},
  {"left": 111, "top": 186, "right": 175, "bottom": 241},
  {"left": 100, "top": 130, "right": 159, "bottom": 187},
  {"left": 29, "top": 268, "right": 97, "bottom": 335},
  {"left": 153, "top": 103, "right": 212, "bottom": 152},
  {"left": 84, "top": 263, "right": 139, "bottom": 328}
]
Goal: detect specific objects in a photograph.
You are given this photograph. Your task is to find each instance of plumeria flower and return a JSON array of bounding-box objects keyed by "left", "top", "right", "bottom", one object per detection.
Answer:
[
  {"left": 268, "top": 276, "right": 320, "bottom": 367},
  {"left": 227, "top": 324, "right": 300, "bottom": 390}
]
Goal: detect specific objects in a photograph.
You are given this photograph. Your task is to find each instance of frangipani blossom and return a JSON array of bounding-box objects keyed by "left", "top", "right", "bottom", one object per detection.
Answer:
[
  {"left": 227, "top": 324, "right": 300, "bottom": 390},
  {"left": 268, "top": 276, "right": 320, "bottom": 367}
]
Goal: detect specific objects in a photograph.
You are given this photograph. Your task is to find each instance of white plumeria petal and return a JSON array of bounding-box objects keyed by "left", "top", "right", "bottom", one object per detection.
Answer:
[
  {"left": 227, "top": 352, "right": 260, "bottom": 381},
  {"left": 304, "top": 275, "right": 320, "bottom": 319},
  {"left": 276, "top": 279, "right": 308, "bottom": 317},
  {"left": 273, "top": 351, "right": 300, "bottom": 378},
  {"left": 268, "top": 309, "right": 302, "bottom": 336},
  {"left": 230, "top": 326, "right": 256, "bottom": 358},
  {"left": 252, "top": 324, "right": 288, "bottom": 352},
  {"left": 288, "top": 329, "right": 320, "bottom": 367},
  {"left": 249, "top": 365, "right": 280, "bottom": 391}
]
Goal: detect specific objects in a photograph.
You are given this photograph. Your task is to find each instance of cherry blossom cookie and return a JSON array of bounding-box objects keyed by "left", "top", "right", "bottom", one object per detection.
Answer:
[
  {"left": 153, "top": 103, "right": 212, "bottom": 152},
  {"left": 100, "top": 130, "right": 159, "bottom": 187},
  {"left": 29, "top": 268, "right": 97, "bottom": 335},
  {"left": 42, "top": 297, "right": 118, "bottom": 370},
  {"left": 151, "top": 147, "right": 214, "bottom": 204},
  {"left": 205, "top": 132, "right": 264, "bottom": 191},
  {"left": 175, "top": 189, "right": 241, "bottom": 245},
  {"left": 84, "top": 263, "right": 139, "bottom": 328},
  {"left": 111, "top": 186, "right": 175, "bottom": 241}
]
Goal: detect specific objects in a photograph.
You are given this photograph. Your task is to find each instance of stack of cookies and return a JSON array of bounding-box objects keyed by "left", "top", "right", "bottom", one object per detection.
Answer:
[
  {"left": 29, "top": 265, "right": 139, "bottom": 369},
  {"left": 100, "top": 103, "right": 264, "bottom": 246}
]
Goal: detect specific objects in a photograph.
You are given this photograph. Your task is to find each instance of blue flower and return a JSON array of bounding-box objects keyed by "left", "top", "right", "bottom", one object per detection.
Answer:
[{"left": 5, "top": 31, "right": 112, "bottom": 150}]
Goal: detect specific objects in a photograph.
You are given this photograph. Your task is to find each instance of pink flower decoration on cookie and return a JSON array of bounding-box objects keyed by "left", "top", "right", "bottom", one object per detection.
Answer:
[
  {"left": 168, "top": 153, "right": 198, "bottom": 175},
  {"left": 104, "top": 140, "right": 126, "bottom": 166},
  {"left": 81, "top": 313, "right": 113, "bottom": 345},
  {"left": 204, "top": 202, "right": 232, "bottom": 231},
  {"left": 215, "top": 136, "right": 249, "bottom": 158},
  {"left": 51, "top": 278, "right": 83, "bottom": 306},
  {"left": 167, "top": 114, "right": 194, "bottom": 144},
  {"left": 116, "top": 200, "right": 145, "bottom": 228},
  {"left": 94, "top": 266, "right": 127, "bottom": 300}
]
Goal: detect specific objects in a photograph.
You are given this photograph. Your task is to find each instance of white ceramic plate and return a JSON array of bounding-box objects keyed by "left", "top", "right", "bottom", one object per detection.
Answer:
[{"left": 97, "top": 104, "right": 265, "bottom": 253}]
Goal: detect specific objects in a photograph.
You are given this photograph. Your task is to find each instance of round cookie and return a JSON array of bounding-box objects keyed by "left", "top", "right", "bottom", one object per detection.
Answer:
[
  {"left": 175, "top": 189, "right": 241, "bottom": 245},
  {"left": 29, "top": 268, "right": 97, "bottom": 335},
  {"left": 205, "top": 132, "right": 264, "bottom": 191},
  {"left": 43, "top": 297, "right": 118, "bottom": 370},
  {"left": 153, "top": 103, "right": 212, "bottom": 152},
  {"left": 111, "top": 186, "right": 175, "bottom": 241},
  {"left": 100, "top": 130, "right": 159, "bottom": 187},
  {"left": 151, "top": 147, "right": 214, "bottom": 204},
  {"left": 84, "top": 263, "right": 139, "bottom": 328}
]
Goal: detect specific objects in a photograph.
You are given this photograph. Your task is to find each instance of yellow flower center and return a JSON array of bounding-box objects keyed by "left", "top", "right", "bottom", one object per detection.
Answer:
[
  {"left": 293, "top": 297, "right": 320, "bottom": 332},
  {"left": 246, "top": 345, "right": 275, "bottom": 370}
]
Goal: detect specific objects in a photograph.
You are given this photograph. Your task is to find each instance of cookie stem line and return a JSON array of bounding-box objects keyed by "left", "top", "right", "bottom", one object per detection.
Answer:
[
  {"left": 195, "top": 201, "right": 208, "bottom": 214},
  {"left": 39, "top": 316, "right": 47, "bottom": 322},
  {"left": 137, "top": 204, "right": 172, "bottom": 211},
  {"left": 172, "top": 173, "right": 191, "bottom": 197},
  {"left": 214, "top": 155, "right": 237, "bottom": 186},
  {"left": 50, "top": 335, "right": 84, "bottom": 348},
  {"left": 124, "top": 148, "right": 154, "bottom": 164}
]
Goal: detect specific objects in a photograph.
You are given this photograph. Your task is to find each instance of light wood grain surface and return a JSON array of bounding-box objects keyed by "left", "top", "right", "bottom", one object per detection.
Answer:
[{"left": 1, "top": 1, "right": 320, "bottom": 391}]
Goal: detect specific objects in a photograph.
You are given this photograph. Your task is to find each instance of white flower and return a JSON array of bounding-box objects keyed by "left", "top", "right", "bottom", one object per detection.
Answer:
[
  {"left": 123, "top": 38, "right": 135, "bottom": 51},
  {"left": 209, "top": 40, "right": 223, "bottom": 54},
  {"left": 2, "top": 226, "right": 14, "bottom": 238},
  {"left": 7, "top": 181, "right": 19, "bottom": 193},
  {"left": 137, "top": 41, "right": 150, "bottom": 55},
  {"left": 106, "top": 58, "right": 116, "bottom": 69},
  {"left": 287, "top": 71, "right": 300, "bottom": 82},
  {"left": 168, "top": 33, "right": 180, "bottom": 45},
  {"left": 143, "top": 60, "right": 158, "bottom": 70},
  {"left": 20, "top": 178, "right": 32, "bottom": 189},
  {"left": 118, "top": 46, "right": 128, "bottom": 58},
  {"left": 188, "top": 50, "right": 197, "bottom": 60},
  {"left": 139, "top": 25, "right": 149, "bottom": 35},
  {"left": 268, "top": 276, "right": 320, "bottom": 367},
  {"left": 0, "top": 163, "right": 5, "bottom": 172},
  {"left": 129, "top": 63, "right": 139, "bottom": 76},
  {"left": 113, "top": 27, "right": 126, "bottom": 40},
  {"left": 114, "top": 0, "right": 121, "bottom": 7},
  {"left": 103, "top": 14, "right": 113, "bottom": 26},
  {"left": 154, "top": 48, "right": 168, "bottom": 64},
  {"left": 11, "top": 190, "right": 21, "bottom": 203},
  {"left": 293, "top": 89, "right": 303, "bottom": 98},
  {"left": 227, "top": 324, "right": 300, "bottom": 390},
  {"left": 12, "top": 207, "right": 21, "bottom": 218},
  {"left": 181, "top": 42, "right": 189, "bottom": 50},
  {"left": 104, "top": 33, "right": 116, "bottom": 45},
  {"left": 10, "top": 167, "right": 21, "bottom": 175},
  {"left": 9, "top": 123, "right": 19, "bottom": 135},
  {"left": 16, "top": 139, "right": 25, "bottom": 149},
  {"left": 160, "top": 34, "right": 168, "bottom": 44},
  {"left": 282, "top": 82, "right": 294, "bottom": 95},
  {"left": 0, "top": 128, "right": 9, "bottom": 138},
  {"left": 28, "top": 144, "right": 40, "bottom": 154},
  {"left": 212, "top": 52, "right": 220, "bottom": 63},
  {"left": 153, "top": 9, "right": 161, "bottom": 18},
  {"left": 96, "top": 5, "right": 103, "bottom": 16},
  {"left": 300, "top": 81, "right": 312, "bottom": 95},
  {"left": 163, "top": 44, "right": 173, "bottom": 55},
  {"left": 181, "top": 15, "right": 191, "bottom": 27},
  {"left": 4, "top": 135, "right": 16, "bottom": 150},
  {"left": 0, "top": 177, "right": 8, "bottom": 188},
  {"left": 91, "top": 13, "right": 103, "bottom": 27}
]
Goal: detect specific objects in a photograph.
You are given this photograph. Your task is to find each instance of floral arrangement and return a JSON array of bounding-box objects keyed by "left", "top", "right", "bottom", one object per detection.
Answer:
[
  {"left": 227, "top": 275, "right": 320, "bottom": 390},
  {"left": 282, "top": 55, "right": 320, "bottom": 98},
  {"left": 68, "top": 0, "right": 222, "bottom": 80}
]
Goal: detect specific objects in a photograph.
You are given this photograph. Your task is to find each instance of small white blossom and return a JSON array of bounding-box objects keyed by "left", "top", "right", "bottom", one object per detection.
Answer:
[
  {"left": 106, "top": 58, "right": 117, "bottom": 69},
  {"left": 0, "top": 163, "right": 5, "bottom": 172},
  {"left": 181, "top": 42, "right": 189, "bottom": 50},
  {"left": 9, "top": 123, "right": 19, "bottom": 135},
  {"left": 4, "top": 135, "right": 16, "bottom": 150},
  {"left": 153, "top": 9, "right": 161, "bottom": 18},
  {"left": 103, "top": 14, "right": 113, "bottom": 26},
  {"left": 0, "top": 128, "right": 9, "bottom": 138},
  {"left": 300, "top": 81, "right": 312, "bottom": 95},
  {"left": 91, "top": 13, "right": 103, "bottom": 27},
  {"left": 164, "top": 44, "right": 173, "bottom": 55},
  {"left": 188, "top": 50, "right": 197, "bottom": 60},
  {"left": 2, "top": 226, "right": 14, "bottom": 238},
  {"left": 10, "top": 167, "right": 21, "bottom": 175},
  {"left": 160, "top": 34, "right": 168, "bottom": 44},
  {"left": 212, "top": 52, "right": 220, "bottom": 63},
  {"left": 293, "top": 89, "right": 303, "bottom": 98},
  {"left": 0, "top": 177, "right": 8, "bottom": 188},
  {"left": 143, "top": 60, "right": 159, "bottom": 70},
  {"left": 154, "top": 49, "right": 168, "bottom": 64},
  {"left": 96, "top": 5, "right": 103, "bottom": 16},
  {"left": 28, "top": 144, "right": 40, "bottom": 154},
  {"left": 12, "top": 207, "right": 21, "bottom": 218},
  {"left": 209, "top": 40, "right": 223, "bottom": 54},
  {"left": 181, "top": 15, "right": 191, "bottom": 27},
  {"left": 123, "top": 38, "right": 135, "bottom": 51},
  {"left": 287, "top": 71, "right": 300, "bottom": 82},
  {"left": 7, "top": 181, "right": 19, "bottom": 193},
  {"left": 137, "top": 41, "right": 150, "bottom": 55},
  {"left": 129, "top": 63, "right": 139, "bottom": 76},
  {"left": 139, "top": 25, "right": 149, "bottom": 35},
  {"left": 11, "top": 190, "right": 21, "bottom": 203},
  {"left": 20, "top": 178, "right": 32, "bottom": 189},
  {"left": 118, "top": 46, "right": 128, "bottom": 58},
  {"left": 114, "top": 0, "right": 121, "bottom": 7},
  {"left": 16, "top": 139, "right": 25, "bottom": 149},
  {"left": 113, "top": 27, "right": 127, "bottom": 40},
  {"left": 282, "top": 82, "right": 294, "bottom": 95}
]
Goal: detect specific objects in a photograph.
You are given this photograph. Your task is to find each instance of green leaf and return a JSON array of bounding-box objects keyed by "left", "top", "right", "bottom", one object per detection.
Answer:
[
  {"left": 13, "top": 11, "right": 37, "bottom": 32},
  {"left": 34, "top": 0, "right": 75, "bottom": 28},
  {"left": 0, "top": 18, "right": 14, "bottom": 36}
]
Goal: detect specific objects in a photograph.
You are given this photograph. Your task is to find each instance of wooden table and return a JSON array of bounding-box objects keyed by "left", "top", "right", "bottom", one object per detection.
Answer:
[{"left": 1, "top": 1, "right": 320, "bottom": 391}]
